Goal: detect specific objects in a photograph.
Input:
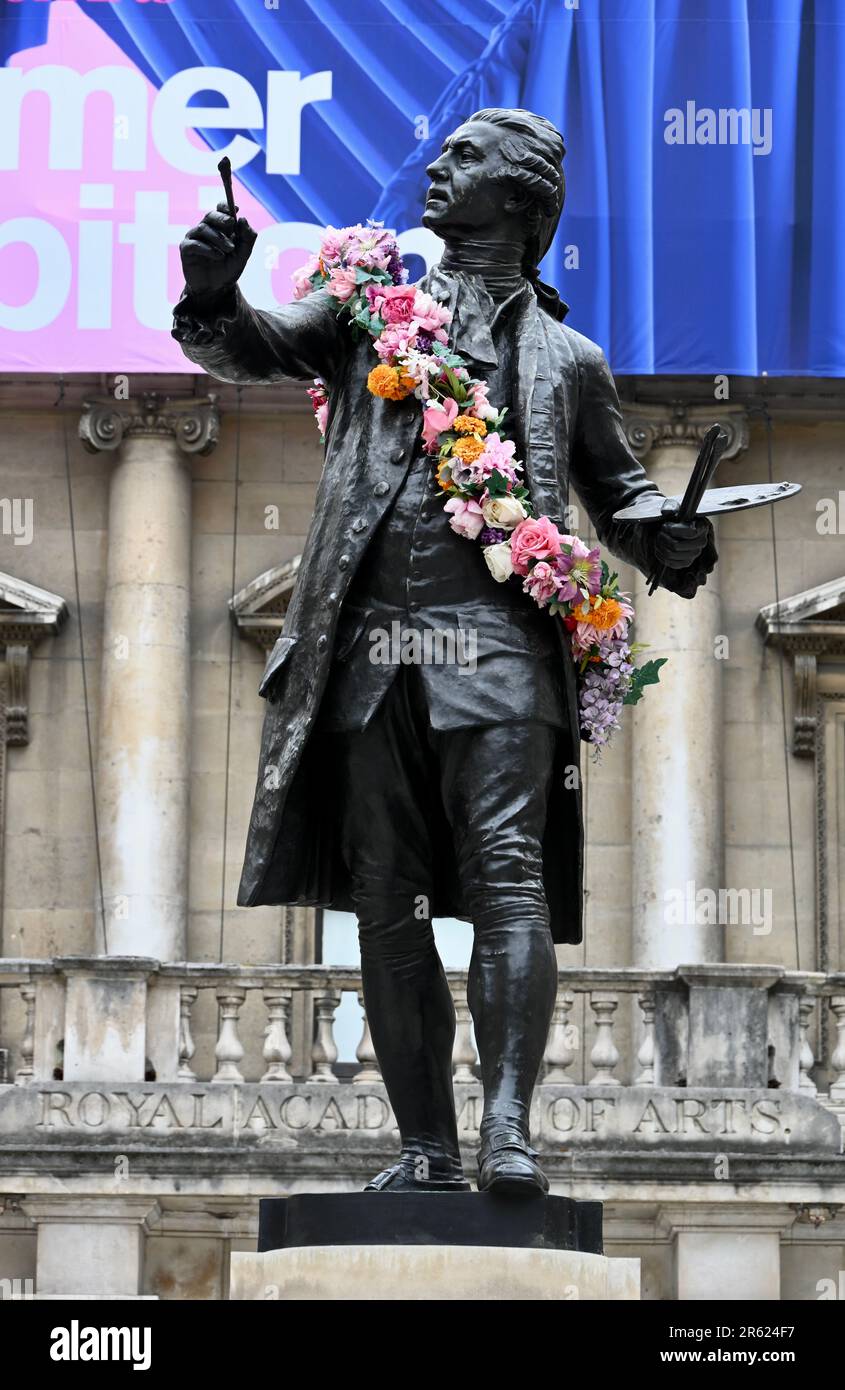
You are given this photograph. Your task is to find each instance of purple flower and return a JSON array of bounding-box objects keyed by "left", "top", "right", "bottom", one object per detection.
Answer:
[
  {"left": 480, "top": 526, "right": 507, "bottom": 545},
  {"left": 576, "top": 635, "right": 638, "bottom": 753}
]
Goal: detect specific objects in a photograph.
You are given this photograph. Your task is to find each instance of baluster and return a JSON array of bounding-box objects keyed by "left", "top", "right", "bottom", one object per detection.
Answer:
[
  {"left": 543, "top": 990, "right": 577, "bottom": 1082},
  {"left": 177, "top": 986, "right": 198, "bottom": 1080},
  {"left": 828, "top": 995, "right": 845, "bottom": 1101},
  {"left": 635, "top": 988, "right": 657, "bottom": 1086},
  {"left": 798, "top": 996, "right": 818, "bottom": 1095},
  {"left": 309, "top": 990, "right": 341, "bottom": 1082},
  {"left": 212, "top": 987, "right": 246, "bottom": 1083},
  {"left": 261, "top": 988, "right": 293, "bottom": 1082},
  {"left": 353, "top": 991, "right": 381, "bottom": 1083},
  {"left": 452, "top": 985, "right": 477, "bottom": 1082},
  {"left": 589, "top": 991, "right": 621, "bottom": 1085},
  {"left": 14, "top": 983, "right": 35, "bottom": 1085}
]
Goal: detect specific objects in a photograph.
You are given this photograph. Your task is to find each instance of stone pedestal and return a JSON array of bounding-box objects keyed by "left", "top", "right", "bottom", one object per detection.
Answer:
[
  {"left": 231, "top": 1192, "right": 639, "bottom": 1301},
  {"left": 57, "top": 956, "right": 158, "bottom": 1082},
  {"left": 231, "top": 1244, "right": 640, "bottom": 1301},
  {"left": 623, "top": 402, "right": 749, "bottom": 969},
  {"left": 79, "top": 393, "right": 218, "bottom": 962}
]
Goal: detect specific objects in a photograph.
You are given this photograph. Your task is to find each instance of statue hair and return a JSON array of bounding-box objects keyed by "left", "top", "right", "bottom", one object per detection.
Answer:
[{"left": 467, "top": 108, "right": 566, "bottom": 279}]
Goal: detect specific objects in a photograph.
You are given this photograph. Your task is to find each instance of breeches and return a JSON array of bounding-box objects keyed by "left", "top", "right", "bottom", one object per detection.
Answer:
[{"left": 330, "top": 661, "right": 558, "bottom": 952}]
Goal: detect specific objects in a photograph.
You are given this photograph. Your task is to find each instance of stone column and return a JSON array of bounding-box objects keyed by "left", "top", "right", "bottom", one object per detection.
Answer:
[
  {"left": 22, "top": 1197, "right": 161, "bottom": 1297},
  {"left": 80, "top": 393, "right": 218, "bottom": 962},
  {"left": 623, "top": 403, "right": 748, "bottom": 968}
]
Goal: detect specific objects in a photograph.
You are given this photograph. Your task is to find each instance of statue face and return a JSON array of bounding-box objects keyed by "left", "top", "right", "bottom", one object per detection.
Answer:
[{"left": 422, "top": 120, "right": 525, "bottom": 239}]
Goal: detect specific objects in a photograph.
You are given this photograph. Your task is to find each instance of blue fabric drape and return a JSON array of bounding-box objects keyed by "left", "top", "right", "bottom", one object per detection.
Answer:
[{"left": 2, "top": 0, "right": 842, "bottom": 374}]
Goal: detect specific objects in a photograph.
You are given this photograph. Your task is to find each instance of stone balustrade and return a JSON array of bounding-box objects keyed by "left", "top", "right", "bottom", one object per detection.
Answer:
[{"left": 1, "top": 958, "right": 844, "bottom": 1101}]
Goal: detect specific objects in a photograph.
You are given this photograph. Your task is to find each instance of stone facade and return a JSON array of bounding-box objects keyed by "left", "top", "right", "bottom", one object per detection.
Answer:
[{"left": 0, "top": 371, "right": 843, "bottom": 1301}]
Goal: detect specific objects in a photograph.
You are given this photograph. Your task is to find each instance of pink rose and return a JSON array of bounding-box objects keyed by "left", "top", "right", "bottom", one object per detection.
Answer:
[
  {"left": 510, "top": 516, "right": 564, "bottom": 576},
  {"left": 469, "top": 381, "right": 498, "bottom": 421},
  {"left": 421, "top": 397, "right": 459, "bottom": 452},
  {"left": 523, "top": 560, "right": 560, "bottom": 605},
  {"left": 292, "top": 254, "right": 320, "bottom": 300},
  {"left": 372, "top": 284, "right": 417, "bottom": 326},
  {"left": 409, "top": 290, "right": 452, "bottom": 338},
  {"left": 315, "top": 401, "right": 329, "bottom": 436},
  {"left": 444, "top": 497, "right": 484, "bottom": 540},
  {"left": 327, "top": 266, "right": 358, "bottom": 302}
]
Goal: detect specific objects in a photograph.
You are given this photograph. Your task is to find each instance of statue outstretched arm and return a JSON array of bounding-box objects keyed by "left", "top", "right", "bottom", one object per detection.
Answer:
[{"left": 172, "top": 282, "right": 349, "bottom": 386}]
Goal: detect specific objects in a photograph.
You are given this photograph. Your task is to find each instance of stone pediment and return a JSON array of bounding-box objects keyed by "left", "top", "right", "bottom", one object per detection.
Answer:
[
  {"left": 229, "top": 557, "right": 301, "bottom": 651},
  {"left": 757, "top": 577, "right": 845, "bottom": 756},
  {"left": 757, "top": 576, "right": 845, "bottom": 655},
  {"left": 0, "top": 573, "right": 68, "bottom": 648}
]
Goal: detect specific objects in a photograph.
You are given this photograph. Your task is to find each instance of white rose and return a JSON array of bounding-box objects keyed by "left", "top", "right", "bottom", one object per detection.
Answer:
[
  {"left": 481, "top": 494, "right": 528, "bottom": 531},
  {"left": 483, "top": 541, "right": 514, "bottom": 583}
]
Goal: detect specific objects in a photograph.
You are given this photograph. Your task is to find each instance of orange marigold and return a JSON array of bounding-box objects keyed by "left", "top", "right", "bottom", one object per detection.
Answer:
[
  {"left": 580, "top": 597, "right": 624, "bottom": 631},
  {"left": 435, "top": 460, "right": 453, "bottom": 491},
  {"left": 367, "top": 364, "right": 412, "bottom": 401},
  {"left": 451, "top": 435, "right": 485, "bottom": 464},
  {"left": 453, "top": 414, "right": 487, "bottom": 436}
]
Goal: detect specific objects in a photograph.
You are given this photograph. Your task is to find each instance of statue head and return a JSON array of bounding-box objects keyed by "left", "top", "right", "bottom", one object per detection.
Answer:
[{"left": 422, "top": 107, "right": 566, "bottom": 275}]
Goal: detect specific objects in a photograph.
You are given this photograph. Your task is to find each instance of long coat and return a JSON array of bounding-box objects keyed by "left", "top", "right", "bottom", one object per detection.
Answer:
[{"left": 173, "top": 268, "right": 714, "bottom": 943}]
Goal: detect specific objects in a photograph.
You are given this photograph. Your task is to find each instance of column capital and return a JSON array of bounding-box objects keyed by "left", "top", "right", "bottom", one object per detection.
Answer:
[
  {"left": 21, "top": 1197, "right": 162, "bottom": 1231},
  {"left": 622, "top": 400, "right": 749, "bottom": 461},
  {"left": 79, "top": 391, "right": 219, "bottom": 456},
  {"left": 655, "top": 1203, "right": 799, "bottom": 1239}
]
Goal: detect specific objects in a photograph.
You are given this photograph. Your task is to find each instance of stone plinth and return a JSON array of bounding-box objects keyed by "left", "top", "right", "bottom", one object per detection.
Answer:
[
  {"left": 231, "top": 1244, "right": 640, "bottom": 1301},
  {"left": 231, "top": 1192, "right": 638, "bottom": 1300}
]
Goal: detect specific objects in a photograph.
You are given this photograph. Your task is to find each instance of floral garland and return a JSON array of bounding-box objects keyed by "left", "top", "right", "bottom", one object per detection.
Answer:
[{"left": 294, "top": 221, "right": 665, "bottom": 751}]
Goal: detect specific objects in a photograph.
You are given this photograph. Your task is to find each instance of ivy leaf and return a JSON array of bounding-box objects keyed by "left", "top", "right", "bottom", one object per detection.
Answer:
[
  {"left": 486, "top": 469, "right": 509, "bottom": 497},
  {"left": 622, "top": 658, "right": 668, "bottom": 706}
]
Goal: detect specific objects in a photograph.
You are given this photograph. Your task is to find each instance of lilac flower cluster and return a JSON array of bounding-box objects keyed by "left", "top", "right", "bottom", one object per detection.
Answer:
[
  {"left": 480, "top": 526, "right": 507, "bottom": 545},
  {"left": 578, "top": 638, "right": 635, "bottom": 752}
]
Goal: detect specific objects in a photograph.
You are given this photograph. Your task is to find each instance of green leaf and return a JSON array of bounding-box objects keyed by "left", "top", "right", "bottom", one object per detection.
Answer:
[
  {"left": 443, "top": 366, "right": 468, "bottom": 403},
  {"left": 486, "top": 469, "right": 509, "bottom": 496},
  {"left": 622, "top": 657, "right": 668, "bottom": 706}
]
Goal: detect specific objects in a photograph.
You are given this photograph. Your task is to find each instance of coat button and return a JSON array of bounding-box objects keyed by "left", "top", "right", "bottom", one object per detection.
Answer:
[
  {"left": 373, "top": 481, "right": 389, "bottom": 497},
  {"left": 317, "top": 634, "right": 328, "bottom": 651},
  {"left": 327, "top": 591, "right": 338, "bottom": 606},
  {"left": 391, "top": 448, "right": 404, "bottom": 463},
  {"left": 352, "top": 518, "right": 366, "bottom": 533},
  {"left": 338, "top": 554, "right": 350, "bottom": 569}
]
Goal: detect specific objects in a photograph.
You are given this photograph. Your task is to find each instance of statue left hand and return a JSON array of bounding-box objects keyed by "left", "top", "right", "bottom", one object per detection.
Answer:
[{"left": 653, "top": 515, "right": 711, "bottom": 570}]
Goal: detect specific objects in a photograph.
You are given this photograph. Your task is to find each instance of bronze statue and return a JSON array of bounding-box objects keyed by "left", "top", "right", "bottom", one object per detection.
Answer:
[{"left": 174, "top": 109, "right": 714, "bottom": 1197}]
